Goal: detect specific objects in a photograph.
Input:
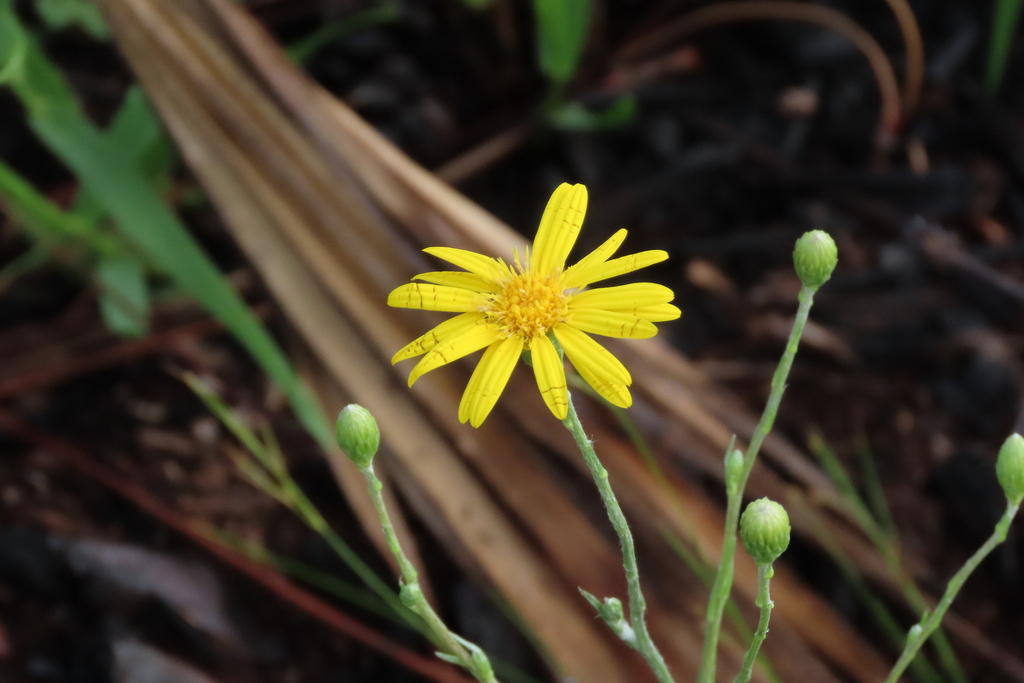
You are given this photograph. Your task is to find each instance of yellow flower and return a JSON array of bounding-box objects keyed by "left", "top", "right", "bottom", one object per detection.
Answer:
[{"left": 388, "top": 183, "right": 680, "bottom": 427}]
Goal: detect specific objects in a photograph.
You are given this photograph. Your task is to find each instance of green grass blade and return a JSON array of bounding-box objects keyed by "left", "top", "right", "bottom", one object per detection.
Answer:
[
  {"left": 214, "top": 528, "right": 403, "bottom": 622},
  {"left": 0, "top": 243, "right": 49, "bottom": 293},
  {"left": 0, "top": 157, "right": 118, "bottom": 255},
  {"left": 287, "top": 3, "right": 401, "bottom": 64},
  {"left": 855, "top": 435, "right": 898, "bottom": 540},
  {"left": 986, "top": 0, "right": 1024, "bottom": 94}
]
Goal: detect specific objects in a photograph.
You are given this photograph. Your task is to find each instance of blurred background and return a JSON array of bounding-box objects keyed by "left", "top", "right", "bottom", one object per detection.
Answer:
[{"left": 1, "top": 0, "right": 1023, "bottom": 681}]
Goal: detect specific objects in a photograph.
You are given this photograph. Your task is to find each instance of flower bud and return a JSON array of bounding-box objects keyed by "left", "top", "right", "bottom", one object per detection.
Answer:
[
  {"left": 335, "top": 404, "right": 380, "bottom": 469},
  {"left": 740, "top": 498, "right": 791, "bottom": 565},
  {"left": 470, "top": 648, "right": 494, "bottom": 678},
  {"left": 400, "top": 582, "right": 423, "bottom": 609},
  {"left": 598, "top": 596, "right": 625, "bottom": 625},
  {"left": 996, "top": 433, "right": 1024, "bottom": 505},
  {"left": 793, "top": 230, "right": 838, "bottom": 290},
  {"left": 725, "top": 448, "right": 745, "bottom": 495}
]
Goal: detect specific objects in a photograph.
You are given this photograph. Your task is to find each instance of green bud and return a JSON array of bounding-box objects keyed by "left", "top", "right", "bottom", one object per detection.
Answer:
[
  {"left": 599, "top": 596, "right": 625, "bottom": 625},
  {"left": 740, "top": 498, "right": 791, "bottom": 565},
  {"left": 725, "top": 448, "right": 744, "bottom": 494},
  {"left": 335, "top": 404, "right": 380, "bottom": 469},
  {"left": 470, "top": 648, "right": 493, "bottom": 678},
  {"left": 399, "top": 582, "right": 423, "bottom": 609},
  {"left": 996, "top": 433, "right": 1024, "bottom": 505},
  {"left": 793, "top": 230, "right": 838, "bottom": 290}
]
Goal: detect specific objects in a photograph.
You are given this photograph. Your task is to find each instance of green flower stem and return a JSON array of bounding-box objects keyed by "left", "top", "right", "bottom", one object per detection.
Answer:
[
  {"left": 281, "top": 479, "right": 418, "bottom": 625},
  {"left": 360, "top": 466, "right": 499, "bottom": 683},
  {"left": 883, "top": 501, "right": 1019, "bottom": 683},
  {"left": 896, "top": 568, "right": 967, "bottom": 683},
  {"left": 732, "top": 564, "right": 775, "bottom": 683},
  {"left": 813, "top": 432, "right": 965, "bottom": 683},
  {"left": 697, "top": 285, "right": 816, "bottom": 683},
  {"left": 563, "top": 394, "right": 674, "bottom": 683}
]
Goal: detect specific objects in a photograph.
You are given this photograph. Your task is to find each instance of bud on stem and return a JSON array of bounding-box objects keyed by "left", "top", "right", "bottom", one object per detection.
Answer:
[
  {"left": 996, "top": 433, "right": 1024, "bottom": 505},
  {"left": 740, "top": 498, "right": 791, "bottom": 566},
  {"left": 793, "top": 230, "right": 838, "bottom": 290},
  {"left": 335, "top": 404, "right": 380, "bottom": 469}
]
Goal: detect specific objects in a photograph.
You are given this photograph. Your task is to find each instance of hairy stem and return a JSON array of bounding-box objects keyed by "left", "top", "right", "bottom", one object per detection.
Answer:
[
  {"left": 564, "top": 395, "right": 674, "bottom": 683},
  {"left": 883, "top": 502, "right": 1019, "bottom": 683},
  {"left": 361, "top": 466, "right": 499, "bottom": 683},
  {"left": 732, "top": 564, "right": 775, "bottom": 683}
]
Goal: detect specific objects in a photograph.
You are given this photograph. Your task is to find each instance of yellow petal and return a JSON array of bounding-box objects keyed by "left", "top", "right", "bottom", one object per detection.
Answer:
[
  {"left": 567, "top": 250, "right": 668, "bottom": 288},
  {"left": 532, "top": 183, "right": 588, "bottom": 276},
  {"left": 552, "top": 324, "right": 631, "bottom": 385},
  {"left": 574, "top": 360, "right": 633, "bottom": 409},
  {"left": 570, "top": 282, "right": 674, "bottom": 312},
  {"left": 388, "top": 283, "right": 482, "bottom": 312},
  {"left": 392, "top": 312, "right": 487, "bottom": 363},
  {"left": 423, "top": 247, "right": 508, "bottom": 281},
  {"left": 560, "top": 229, "right": 627, "bottom": 290},
  {"left": 566, "top": 309, "right": 658, "bottom": 339},
  {"left": 530, "top": 335, "right": 568, "bottom": 420},
  {"left": 458, "top": 335, "right": 523, "bottom": 427},
  {"left": 633, "top": 303, "right": 682, "bottom": 322},
  {"left": 408, "top": 322, "right": 500, "bottom": 385},
  {"left": 414, "top": 271, "right": 499, "bottom": 292}
]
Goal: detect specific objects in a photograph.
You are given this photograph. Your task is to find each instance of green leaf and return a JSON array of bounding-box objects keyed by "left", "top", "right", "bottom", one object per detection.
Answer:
[
  {"left": 533, "top": 0, "right": 592, "bottom": 85},
  {"left": 986, "top": 0, "right": 1024, "bottom": 94},
  {"left": 74, "top": 86, "right": 174, "bottom": 222},
  {"left": 549, "top": 94, "right": 637, "bottom": 131},
  {"left": 34, "top": 0, "right": 109, "bottom": 40},
  {"left": 96, "top": 255, "right": 149, "bottom": 337},
  {"left": 0, "top": 5, "right": 28, "bottom": 85}
]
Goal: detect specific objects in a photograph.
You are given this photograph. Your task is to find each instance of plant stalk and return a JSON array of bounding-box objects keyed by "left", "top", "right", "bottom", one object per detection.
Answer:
[
  {"left": 361, "top": 466, "right": 499, "bottom": 683},
  {"left": 697, "top": 285, "right": 816, "bottom": 683},
  {"left": 732, "top": 564, "right": 775, "bottom": 683},
  {"left": 563, "top": 395, "right": 674, "bottom": 683},
  {"left": 883, "top": 502, "right": 1019, "bottom": 683}
]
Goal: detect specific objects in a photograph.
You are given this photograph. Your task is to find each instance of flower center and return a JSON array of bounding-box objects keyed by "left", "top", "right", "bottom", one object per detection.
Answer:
[{"left": 482, "top": 271, "right": 568, "bottom": 341}]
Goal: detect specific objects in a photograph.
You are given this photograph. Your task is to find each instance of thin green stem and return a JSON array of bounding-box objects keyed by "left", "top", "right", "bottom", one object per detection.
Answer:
[
  {"left": 697, "top": 285, "right": 816, "bottom": 683},
  {"left": 282, "top": 479, "right": 419, "bottom": 626},
  {"left": 896, "top": 567, "right": 967, "bottom": 683},
  {"left": 883, "top": 501, "right": 1020, "bottom": 683},
  {"left": 732, "top": 564, "right": 775, "bottom": 683},
  {"left": 360, "top": 466, "right": 499, "bottom": 683},
  {"left": 814, "top": 432, "right": 966, "bottom": 682},
  {"left": 212, "top": 528, "right": 401, "bottom": 622},
  {"left": 799, "top": 492, "right": 943, "bottom": 683},
  {"left": 563, "top": 395, "right": 674, "bottom": 683}
]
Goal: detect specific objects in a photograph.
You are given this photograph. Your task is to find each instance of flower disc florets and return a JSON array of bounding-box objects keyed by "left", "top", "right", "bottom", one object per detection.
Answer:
[{"left": 484, "top": 271, "right": 568, "bottom": 341}]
